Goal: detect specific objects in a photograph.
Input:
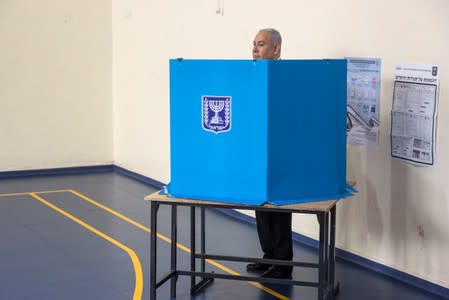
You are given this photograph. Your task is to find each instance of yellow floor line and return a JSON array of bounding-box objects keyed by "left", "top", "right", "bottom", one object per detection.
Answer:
[
  {"left": 69, "top": 189, "right": 289, "bottom": 300},
  {"left": 0, "top": 192, "right": 30, "bottom": 197},
  {"left": 29, "top": 193, "right": 143, "bottom": 300},
  {"left": 35, "top": 189, "right": 72, "bottom": 194},
  {"left": 0, "top": 189, "right": 71, "bottom": 197}
]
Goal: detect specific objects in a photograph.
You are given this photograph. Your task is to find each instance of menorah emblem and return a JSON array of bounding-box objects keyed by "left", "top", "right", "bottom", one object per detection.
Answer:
[
  {"left": 209, "top": 100, "right": 225, "bottom": 124},
  {"left": 202, "top": 96, "right": 232, "bottom": 134}
]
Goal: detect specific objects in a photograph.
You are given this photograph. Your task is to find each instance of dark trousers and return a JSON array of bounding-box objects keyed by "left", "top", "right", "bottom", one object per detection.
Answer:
[{"left": 255, "top": 211, "right": 293, "bottom": 272}]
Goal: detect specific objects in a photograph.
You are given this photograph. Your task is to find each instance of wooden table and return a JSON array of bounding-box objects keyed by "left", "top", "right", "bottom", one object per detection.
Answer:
[{"left": 145, "top": 192, "right": 348, "bottom": 300}]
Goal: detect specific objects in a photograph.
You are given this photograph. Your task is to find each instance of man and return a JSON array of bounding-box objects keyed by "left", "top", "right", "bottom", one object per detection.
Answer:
[
  {"left": 252, "top": 28, "right": 281, "bottom": 60},
  {"left": 247, "top": 28, "right": 293, "bottom": 279}
]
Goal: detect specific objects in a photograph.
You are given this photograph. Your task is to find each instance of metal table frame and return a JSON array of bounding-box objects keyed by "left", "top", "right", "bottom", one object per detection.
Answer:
[{"left": 146, "top": 192, "right": 340, "bottom": 300}]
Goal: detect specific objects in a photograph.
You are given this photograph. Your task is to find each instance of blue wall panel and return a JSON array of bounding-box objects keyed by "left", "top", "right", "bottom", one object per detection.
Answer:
[
  {"left": 169, "top": 60, "right": 269, "bottom": 203},
  {"left": 267, "top": 60, "right": 347, "bottom": 203}
]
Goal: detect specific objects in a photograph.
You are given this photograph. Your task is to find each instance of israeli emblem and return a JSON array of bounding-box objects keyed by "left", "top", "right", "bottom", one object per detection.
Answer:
[{"left": 202, "top": 96, "right": 231, "bottom": 133}]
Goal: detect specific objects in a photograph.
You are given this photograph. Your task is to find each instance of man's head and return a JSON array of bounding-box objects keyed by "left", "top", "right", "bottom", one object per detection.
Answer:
[{"left": 252, "top": 28, "right": 282, "bottom": 60}]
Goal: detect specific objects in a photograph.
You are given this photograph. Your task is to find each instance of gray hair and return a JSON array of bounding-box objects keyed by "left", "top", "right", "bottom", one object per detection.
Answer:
[{"left": 258, "top": 28, "right": 282, "bottom": 46}]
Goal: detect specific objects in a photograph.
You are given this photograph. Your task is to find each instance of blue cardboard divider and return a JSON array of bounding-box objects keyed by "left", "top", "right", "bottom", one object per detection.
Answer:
[{"left": 168, "top": 59, "right": 352, "bottom": 205}]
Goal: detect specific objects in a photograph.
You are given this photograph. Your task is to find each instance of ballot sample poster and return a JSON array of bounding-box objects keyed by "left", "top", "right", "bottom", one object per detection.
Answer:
[
  {"left": 391, "top": 64, "right": 440, "bottom": 166},
  {"left": 346, "top": 57, "right": 381, "bottom": 148}
]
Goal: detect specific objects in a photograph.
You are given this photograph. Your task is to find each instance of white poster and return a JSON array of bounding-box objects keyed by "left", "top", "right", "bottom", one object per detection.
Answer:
[
  {"left": 391, "top": 64, "right": 439, "bottom": 166},
  {"left": 346, "top": 57, "right": 381, "bottom": 149}
]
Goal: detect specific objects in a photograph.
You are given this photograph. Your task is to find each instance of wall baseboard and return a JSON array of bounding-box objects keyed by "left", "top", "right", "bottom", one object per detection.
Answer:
[
  {"left": 1, "top": 164, "right": 447, "bottom": 299},
  {"left": 0, "top": 165, "right": 113, "bottom": 179},
  {"left": 112, "top": 165, "right": 165, "bottom": 189}
]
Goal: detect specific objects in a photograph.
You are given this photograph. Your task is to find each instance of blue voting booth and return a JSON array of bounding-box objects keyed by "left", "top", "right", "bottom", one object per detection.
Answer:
[{"left": 167, "top": 59, "right": 352, "bottom": 205}]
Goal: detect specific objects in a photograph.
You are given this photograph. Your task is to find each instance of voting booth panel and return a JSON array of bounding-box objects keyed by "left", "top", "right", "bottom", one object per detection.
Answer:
[{"left": 168, "top": 59, "right": 350, "bottom": 205}]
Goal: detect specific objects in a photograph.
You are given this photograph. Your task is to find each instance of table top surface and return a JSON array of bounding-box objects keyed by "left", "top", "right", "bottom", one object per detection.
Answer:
[{"left": 145, "top": 191, "right": 351, "bottom": 213}]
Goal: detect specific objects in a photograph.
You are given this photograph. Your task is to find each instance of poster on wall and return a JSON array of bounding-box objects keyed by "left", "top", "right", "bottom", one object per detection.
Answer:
[
  {"left": 391, "top": 64, "right": 440, "bottom": 166},
  {"left": 346, "top": 57, "right": 382, "bottom": 149}
]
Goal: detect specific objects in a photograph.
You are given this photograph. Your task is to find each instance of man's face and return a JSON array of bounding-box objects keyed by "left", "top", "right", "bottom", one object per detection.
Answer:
[{"left": 252, "top": 32, "right": 280, "bottom": 60}]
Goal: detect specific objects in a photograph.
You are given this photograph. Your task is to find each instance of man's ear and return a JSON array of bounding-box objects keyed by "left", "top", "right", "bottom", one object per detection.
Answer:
[{"left": 273, "top": 44, "right": 281, "bottom": 57}]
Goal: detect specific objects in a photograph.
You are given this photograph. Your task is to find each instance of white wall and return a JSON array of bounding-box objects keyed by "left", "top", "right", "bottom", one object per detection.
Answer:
[
  {"left": 112, "top": 0, "right": 449, "bottom": 288},
  {"left": 1, "top": 0, "right": 446, "bottom": 290},
  {"left": 0, "top": 0, "right": 113, "bottom": 170}
]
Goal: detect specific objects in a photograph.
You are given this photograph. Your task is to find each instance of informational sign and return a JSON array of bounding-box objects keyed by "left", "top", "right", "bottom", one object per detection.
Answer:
[
  {"left": 346, "top": 57, "right": 382, "bottom": 148},
  {"left": 391, "top": 64, "right": 440, "bottom": 166}
]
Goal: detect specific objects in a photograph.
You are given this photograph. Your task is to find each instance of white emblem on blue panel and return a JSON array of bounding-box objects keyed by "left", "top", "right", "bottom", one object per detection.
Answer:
[{"left": 202, "top": 96, "right": 231, "bottom": 134}]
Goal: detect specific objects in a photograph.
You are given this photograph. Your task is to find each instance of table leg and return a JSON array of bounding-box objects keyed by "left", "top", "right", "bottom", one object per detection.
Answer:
[
  {"left": 324, "top": 211, "right": 329, "bottom": 289},
  {"left": 170, "top": 205, "right": 178, "bottom": 298},
  {"left": 201, "top": 207, "right": 206, "bottom": 275},
  {"left": 150, "top": 202, "right": 158, "bottom": 300},
  {"left": 318, "top": 212, "right": 326, "bottom": 300},
  {"left": 190, "top": 206, "right": 196, "bottom": 294},
  {"left": 330, "top": 205, "right": 338, "bottom": 298}
]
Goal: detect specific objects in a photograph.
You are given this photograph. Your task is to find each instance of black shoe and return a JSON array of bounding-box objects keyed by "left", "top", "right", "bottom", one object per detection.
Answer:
[
  {"left": 261, "top": 266, "right": 292, "bottom": 279},
  {"left": 246, "top": 262, "right": 271, "bottom": 272}
]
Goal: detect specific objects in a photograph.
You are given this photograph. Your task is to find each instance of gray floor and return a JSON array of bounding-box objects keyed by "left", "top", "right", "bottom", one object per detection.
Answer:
[{"left": 0, "top": 172, "right": 446, "bottom": 299}]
